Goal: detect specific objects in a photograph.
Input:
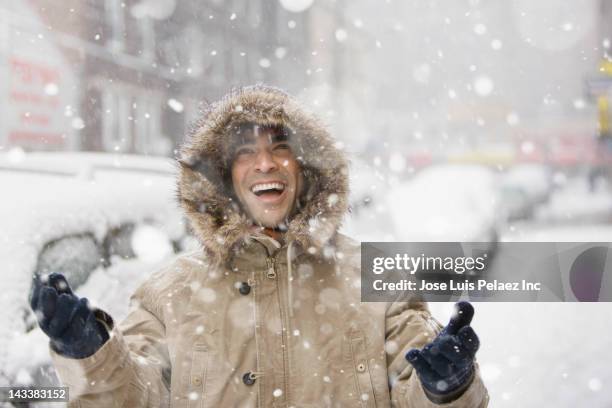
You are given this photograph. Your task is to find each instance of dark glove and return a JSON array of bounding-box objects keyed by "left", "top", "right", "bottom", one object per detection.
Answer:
[
  {"left": 29, "top": 273, "right": 109, "bottom": 359},
  {"left": 405, "top": 301, "right": 479, "bottom": 398}
]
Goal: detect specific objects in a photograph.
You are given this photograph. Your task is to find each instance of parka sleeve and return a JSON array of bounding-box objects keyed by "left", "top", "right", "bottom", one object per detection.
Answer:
[
  {"left": 385, "top": 301, "right": 489, "bottom": 408},
  {"left": 50, "top": 292, "right": 171, "bottom": 408}
]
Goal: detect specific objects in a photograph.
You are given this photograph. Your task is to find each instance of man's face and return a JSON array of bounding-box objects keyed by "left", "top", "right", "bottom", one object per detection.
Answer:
[{"left": 231, "top": 126, "right": 303, "bottom": 228}]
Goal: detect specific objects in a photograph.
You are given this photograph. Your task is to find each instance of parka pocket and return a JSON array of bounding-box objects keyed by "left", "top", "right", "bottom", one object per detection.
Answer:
[
  {"left": 349, "top": 335, "right": 377, "bottom": 407},
  {"left": 186, "top": 343, "right": 209, "bottom": 408}
]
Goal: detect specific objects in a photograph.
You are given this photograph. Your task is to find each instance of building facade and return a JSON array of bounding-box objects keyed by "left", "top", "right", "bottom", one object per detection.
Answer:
[{"left": 1, "top": 0, "right": 329, "bottom": 155}]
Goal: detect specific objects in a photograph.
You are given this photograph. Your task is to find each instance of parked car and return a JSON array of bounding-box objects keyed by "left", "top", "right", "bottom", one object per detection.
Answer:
[
  {"left": 500, "top": 164, "right": 553, "bottom": 221},
  {"left": 499, "top": 184, "right": 532, "bottom": 221},
  {"left": 348, "top": 163, "right": 500, "bottom": 299},
  {"left": 386, "top": 164, "right": 500, "bottom": 244},
  {"left": 0, "top": 151, "right": 193, "bottom": 391},
  {"left": 389, "top": 164, "right": 501, "bottom": 299}
]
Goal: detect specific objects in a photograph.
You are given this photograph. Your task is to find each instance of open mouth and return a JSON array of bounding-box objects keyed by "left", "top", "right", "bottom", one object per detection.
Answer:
[{"left": 250, "top": 182, "right": 286, "bottom": 200}]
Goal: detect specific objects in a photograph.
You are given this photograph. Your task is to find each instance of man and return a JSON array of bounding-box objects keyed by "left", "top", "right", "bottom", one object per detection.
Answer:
[{"left": 31, "top": 85, "right": 489, "bottom": 407}]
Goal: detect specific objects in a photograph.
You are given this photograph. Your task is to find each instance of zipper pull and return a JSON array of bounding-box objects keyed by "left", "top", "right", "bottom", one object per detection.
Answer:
[{"left": 266, "top": 257, "right": 277, "bottom": 279}]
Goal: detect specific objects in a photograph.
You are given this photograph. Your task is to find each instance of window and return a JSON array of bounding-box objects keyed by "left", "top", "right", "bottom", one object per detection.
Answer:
[
  {"left": 162, "top": 96, "right": 185, "bottom": 150},
  {"left": 105, "top": 0, "right": 125, "bottom": 52},
  {"left": 182, "top": 25, "right": 205, "bottom": 77},
  {"left": 134, "top": 93, "right": 164, "bottom": 154},
  {"left": 139, "top": 17, "right": 155, "bottom": 61},
  {"left": 103, "top": 224, "right": 136, "bottom": 262},
  {"left": 246, "top": 1, "right": 261, "bottom": 29},
  {"left": 102, "top": 88, "right": 134, "bottom": 152},
  {"left": 82, "top": 87, "right": 103, "bottom": 151},
  {"left": 207, "top": 32, "right": 226, "bottom": 84},
  {"left": 36, "top": 234, "right": 103, "bottom": 290}
]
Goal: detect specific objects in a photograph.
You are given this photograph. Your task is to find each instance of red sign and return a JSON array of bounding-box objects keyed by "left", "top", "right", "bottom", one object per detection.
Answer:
[{"left": 8, "top": 56, "right": 66, "bottom": 147}]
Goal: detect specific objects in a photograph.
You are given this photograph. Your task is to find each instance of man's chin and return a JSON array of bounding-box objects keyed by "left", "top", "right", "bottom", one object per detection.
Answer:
[{"left": 244, "top": 200, "right": 295, "bottom": 230}]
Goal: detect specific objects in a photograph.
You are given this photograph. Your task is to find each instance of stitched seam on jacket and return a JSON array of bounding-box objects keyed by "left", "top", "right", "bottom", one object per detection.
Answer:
[
  {"left": 274, "top": 254, "right": 291, "bottom": 405},
  {"left": 361, "top": 336, "right": 378, "bottom": 407},
  {"left": 348, "top": 336, "right": 365, "bottom": 407},
  {"left": 189, "top": 345, "right": 208, "bottom": 408},
  {"left": 252, "top": 270, "right": 264, "bottom": 408}
]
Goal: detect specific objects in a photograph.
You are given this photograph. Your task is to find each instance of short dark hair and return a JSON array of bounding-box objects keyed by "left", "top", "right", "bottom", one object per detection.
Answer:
[{"left": 230, "top": 122, "right": 291, "bottom": 150}]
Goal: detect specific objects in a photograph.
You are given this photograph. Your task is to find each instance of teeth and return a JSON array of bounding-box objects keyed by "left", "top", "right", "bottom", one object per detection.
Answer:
[{"left": 251, "top": 182, "right": 285, "bottom": 193}]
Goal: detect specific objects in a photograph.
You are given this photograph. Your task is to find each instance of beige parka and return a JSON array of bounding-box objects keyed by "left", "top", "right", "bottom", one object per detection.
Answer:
[{"left": 51, "top": 85, "right": 489, "bottom": 408}]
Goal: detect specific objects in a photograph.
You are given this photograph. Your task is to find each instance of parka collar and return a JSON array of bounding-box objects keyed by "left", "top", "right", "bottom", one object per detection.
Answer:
[{"left": 177, "top": 85, "right": 349, "bottom": 265}]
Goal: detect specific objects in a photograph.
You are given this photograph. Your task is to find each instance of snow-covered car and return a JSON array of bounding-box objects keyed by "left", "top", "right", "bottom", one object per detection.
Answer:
[
  {"left": 343, "top": 162, "right": 500, "bottom": 244},
  {"left": 344, "top": 163, "right": 499, "bottom": 278},
  {"left": 345, "top": 164, "right": 500, "bottom": 297},
  {"left": 386, "top": 164, "right": 500, "bottom": 243},
  {"left": 500, "top": 164, "right": 553, "bottom": 220},
  {"left": 383, "top": 164, "right": 501, "bottom": 294},
  {"left": 499, "top": 184, "right": 532, "bottom": 221},
  {"left": 0, "top": 151, "right": 190, "bottom": 389}
]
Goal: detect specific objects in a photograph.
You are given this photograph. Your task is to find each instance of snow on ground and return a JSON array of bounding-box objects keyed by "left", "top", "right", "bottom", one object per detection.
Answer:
[{"left": 429, "top": 302, "right": 612, "bottom": 407}]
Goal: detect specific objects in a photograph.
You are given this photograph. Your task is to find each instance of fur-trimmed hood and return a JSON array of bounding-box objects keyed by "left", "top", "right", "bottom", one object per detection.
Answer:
[{"left": 177, "top": 85, "right": 349, "bottom": 263}]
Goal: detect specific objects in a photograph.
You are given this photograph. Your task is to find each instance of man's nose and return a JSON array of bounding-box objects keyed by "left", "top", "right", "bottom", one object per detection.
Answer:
[{"left": 254, "top": 149, "right": 278, "bottom": 173}]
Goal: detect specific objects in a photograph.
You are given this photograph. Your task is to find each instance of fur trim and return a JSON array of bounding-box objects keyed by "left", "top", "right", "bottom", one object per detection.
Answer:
[{"left": 177, "top": 84, "right": 349, "bottom": 263}]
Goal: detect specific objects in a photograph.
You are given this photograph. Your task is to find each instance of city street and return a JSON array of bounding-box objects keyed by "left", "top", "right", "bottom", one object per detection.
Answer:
[{"left": 2, "top": 0, "right": 612, "bottom": 406}]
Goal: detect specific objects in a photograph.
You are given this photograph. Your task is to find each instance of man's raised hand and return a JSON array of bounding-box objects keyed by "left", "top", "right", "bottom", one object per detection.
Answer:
[
  {"left": 405, "top": 301, "right": 480, "bottom": 397},
  {"left": 30, "top": 273, "right": 109, "bottom": 359}
]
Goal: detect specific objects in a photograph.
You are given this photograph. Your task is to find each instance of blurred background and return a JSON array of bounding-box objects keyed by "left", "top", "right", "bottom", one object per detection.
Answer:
[{"left": 1, "top": 0, "right": 612, "bottom": 406}]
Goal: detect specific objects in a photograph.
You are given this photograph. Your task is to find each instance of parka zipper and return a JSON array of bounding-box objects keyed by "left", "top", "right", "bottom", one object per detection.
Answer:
[
  {"left": 266, "top": 256, "right": 277, "bottom": 279},
  {"left": 266, "top": 254, "right": 290, "bottom": 404}
]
